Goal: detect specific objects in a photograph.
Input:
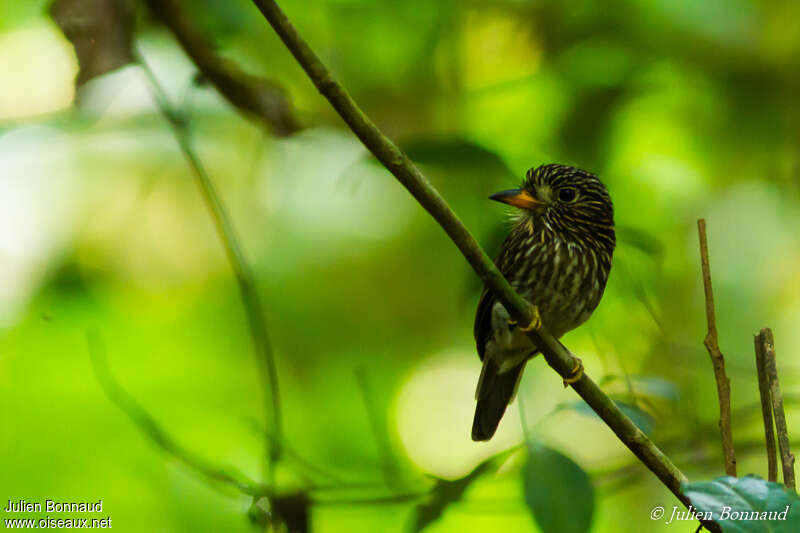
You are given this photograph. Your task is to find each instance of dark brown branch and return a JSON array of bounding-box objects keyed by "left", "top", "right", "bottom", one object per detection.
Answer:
[
  {"left": 697, "top": 219, "right": 736, "bottom": 476},
  {"left": 758, "top": 328, "right": 795, "bottom": 489},
  {"left": 754, "top": 332, "right": 778, "bottom": 482},
  {"left": 144, "top": 0, "right": 301, "bottom": 136},
  {"left": 249, "top": 2, "right": 718, "bottom": 530},
  {"left": 50, "top": 0, "right": 135, "bottom": 86}
]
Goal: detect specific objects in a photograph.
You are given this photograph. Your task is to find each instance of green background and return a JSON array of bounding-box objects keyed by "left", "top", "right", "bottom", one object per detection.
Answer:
[{"left": 1, "top": 0, "right": 799, "bottom": 531}]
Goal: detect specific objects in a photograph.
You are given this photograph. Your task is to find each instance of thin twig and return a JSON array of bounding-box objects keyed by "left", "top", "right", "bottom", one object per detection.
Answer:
[
  {"left": 243, "top": 418, "right": 353, "bottom": 485},
  {"left": 754, "top": 333, "right": 778, "bottom": 482},
  {"left": 89, "top": 329, "right": 429, "bottom": 510},
  {"left": 697, "top": 219, "right": 736, "bottom": 476},
  {"left": 759, "top": 328, "right": 795, "bottom": 489},
  {"left": 355, "top": 367, "right": 401, "bottom": 488},
  {"left": 144, "top": 0, "right": 301, "bottom": 136},
  {"left": 136, "top": 52, "right": 283, "bottom": 482},
  {"left": 86, "top": 329, "right": 267, "bottom": 497},
  {"left": 249, "top": 2, "right": 717, "bottom": 529},
  {"left": 313, "top": 491, "right": 429, "bottom": 506}
]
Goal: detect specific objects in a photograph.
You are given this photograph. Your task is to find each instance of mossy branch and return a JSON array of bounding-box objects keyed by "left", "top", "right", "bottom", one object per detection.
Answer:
[{"left": 249, "top": 0, "right": 716, "bottom": 528}]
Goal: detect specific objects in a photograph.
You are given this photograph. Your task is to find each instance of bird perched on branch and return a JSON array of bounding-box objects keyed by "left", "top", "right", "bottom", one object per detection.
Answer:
[{"left": 472, "top": 164, "right": 615, "bottom": 441}]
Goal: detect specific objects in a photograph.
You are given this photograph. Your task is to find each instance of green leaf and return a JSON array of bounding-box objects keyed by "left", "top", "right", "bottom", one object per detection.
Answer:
[
  {"left": 570, "top": 400, "right": 656, "bottom": 436},
  {"left": 402, "top": 137, "right": 515, "bottom": 178},
  {"left": 682, "top": 475, "right": 800, "bottom": 533},
  {"left": 523, "top": 442, "right": 594, "bottom": 533},
  {"left": 630, "top": 375, "right": 679, "bottom": 402},
  {"left": 594, "top": 375, "right": 679, "bottom": 403},
  {"left": 616, "top": 225, "right": 665, "bottom": 260}
]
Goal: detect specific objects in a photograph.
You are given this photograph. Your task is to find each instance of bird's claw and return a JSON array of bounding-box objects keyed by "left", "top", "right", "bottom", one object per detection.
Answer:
[
  {"left": 515, "top": 304, "right": 541, "bottom": 332},
  {"left": 563, "top": 357, "right": 583, "bottom": 387}
]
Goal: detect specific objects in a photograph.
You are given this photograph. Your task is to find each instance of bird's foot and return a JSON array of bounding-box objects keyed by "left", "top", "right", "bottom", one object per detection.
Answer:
[
  {"left": 510, "top": 304, "right": 541, "bottom": 332},
  {"left": 562, "top": 357, "right": 583, "bottom": 388}
]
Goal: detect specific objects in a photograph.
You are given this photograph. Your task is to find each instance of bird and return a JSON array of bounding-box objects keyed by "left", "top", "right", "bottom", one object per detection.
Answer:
[{"left": 472, "top": 163, "right": 615, "bottom": 441}]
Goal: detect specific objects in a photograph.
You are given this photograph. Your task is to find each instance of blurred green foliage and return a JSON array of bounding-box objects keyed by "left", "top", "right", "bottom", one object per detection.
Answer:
[{"left": 1, "top": 0, "right": 800, "bottom": 532}]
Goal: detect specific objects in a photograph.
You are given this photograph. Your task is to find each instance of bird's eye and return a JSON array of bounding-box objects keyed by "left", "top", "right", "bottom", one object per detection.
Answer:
[{"left": 558, "top": 187, "right": 577, "bottom": 202}]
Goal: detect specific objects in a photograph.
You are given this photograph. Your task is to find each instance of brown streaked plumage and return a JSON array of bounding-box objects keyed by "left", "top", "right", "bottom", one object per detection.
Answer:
[{"left": 472, "top": 163, "right": 615, "bottom": 441}]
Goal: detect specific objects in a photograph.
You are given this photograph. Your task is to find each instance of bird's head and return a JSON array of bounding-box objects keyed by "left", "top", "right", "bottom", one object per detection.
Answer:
[{"left": 490, "top": 163, "right": 615, "bottom": 251}]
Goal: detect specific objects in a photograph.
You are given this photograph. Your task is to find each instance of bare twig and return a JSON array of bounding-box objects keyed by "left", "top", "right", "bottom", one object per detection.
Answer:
[
  {"left": 697, "top": 219, "right": 736, "bottom": 476},
  {"left": 249, "top": 2, "right": 717, "bottom": 529},
  {"left": 244, "top": 419, "right": 354, "bottom": 485},
  {"left": 136, "top": 52, "right": 283, "bottom": 482},
  {"left": 355, "top": 367, "right": 401, "bottom": 487},
  {"left": 758, "top": 328, "right": 795, "bottom": 489},
  {"left": 86, "top": 329, "right": 267, "bottom": 496},
  {"left": 88, "top": 329, "right": 433, "bottom": 511},
  {"left": 144, "top": 0, "right": 301, "bottom": 136},
  {"left": 314, "top": 491, "right": 429, "bottom": 506},
  {"left": 754, "top": 333, "right": 779, "bottom": 482}
]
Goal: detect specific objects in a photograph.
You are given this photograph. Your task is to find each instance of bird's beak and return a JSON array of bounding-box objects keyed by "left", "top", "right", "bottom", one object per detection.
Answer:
[{"left": 489, "top": 188, "right": 543, "bottom": 209}]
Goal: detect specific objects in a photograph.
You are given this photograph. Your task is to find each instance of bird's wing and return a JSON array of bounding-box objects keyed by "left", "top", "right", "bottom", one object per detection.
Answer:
[
  {"left": 474, "top": 234, "right": 515, "bottom": 360},
  {"left": 473, "top": 286, "right": 495, "bottom": 361}
]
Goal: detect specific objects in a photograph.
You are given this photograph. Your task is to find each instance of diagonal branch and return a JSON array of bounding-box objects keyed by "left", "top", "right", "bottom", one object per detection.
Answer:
[
  {"left": 144, "top": 0, "right": 301, "bottom": 136},
  {"left": 248, "top": 1, "right": 717, "bottom": 529},
  {"left": 697, "top": 219, "right": 736, "bottom": 476}
]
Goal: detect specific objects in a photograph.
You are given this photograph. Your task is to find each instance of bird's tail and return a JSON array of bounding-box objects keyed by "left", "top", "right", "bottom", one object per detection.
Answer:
[{"left": 471, "top": 358, "right": 525, "bottom": 441}]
